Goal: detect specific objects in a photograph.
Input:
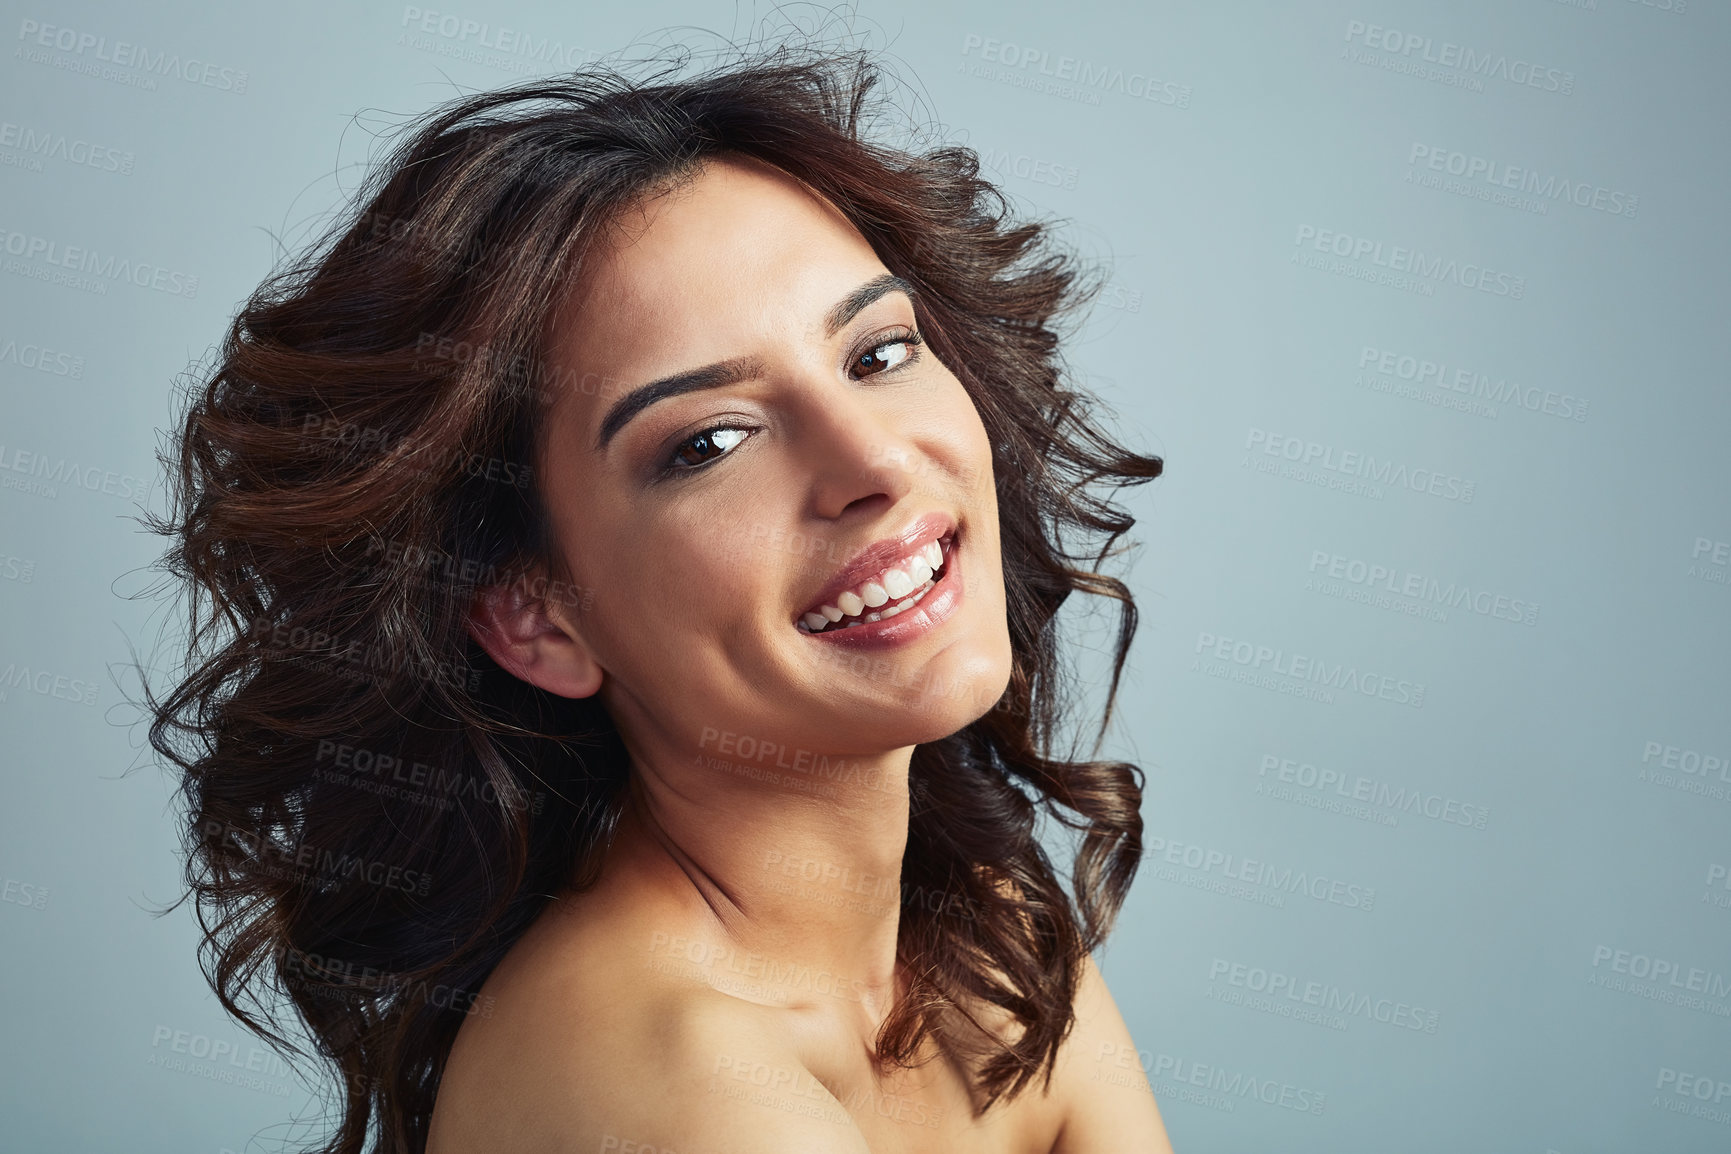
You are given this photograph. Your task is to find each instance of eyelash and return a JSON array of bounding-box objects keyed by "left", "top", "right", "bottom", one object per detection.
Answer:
[{"left": 658, "top": 326, "right": 925, "bottom": 476}]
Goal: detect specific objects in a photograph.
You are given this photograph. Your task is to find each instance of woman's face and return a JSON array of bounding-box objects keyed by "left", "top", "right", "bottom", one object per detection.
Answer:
[{"left": 519, "top": 154, "right": 1011, "bottom": 761}]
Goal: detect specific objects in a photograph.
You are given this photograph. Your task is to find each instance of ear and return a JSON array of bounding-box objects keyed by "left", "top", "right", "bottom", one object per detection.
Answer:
[{"left": 466, "top": 576, "right": 604, "bottom": 699}]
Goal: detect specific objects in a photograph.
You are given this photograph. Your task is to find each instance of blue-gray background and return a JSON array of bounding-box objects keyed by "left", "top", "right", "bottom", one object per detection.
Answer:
[{"left": 2, "top": 1, "right": 1726, "bottom": 1151}]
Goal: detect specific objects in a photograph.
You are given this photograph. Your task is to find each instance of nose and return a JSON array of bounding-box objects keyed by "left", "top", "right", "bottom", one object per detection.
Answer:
[{"left": 794, "top": 377, "right": 925, "bottom": 523}]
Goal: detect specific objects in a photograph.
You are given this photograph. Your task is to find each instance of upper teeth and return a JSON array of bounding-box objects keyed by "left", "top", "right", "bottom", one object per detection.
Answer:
[{"left": 800, "top": 538, "right": 947, "bottom": 632}]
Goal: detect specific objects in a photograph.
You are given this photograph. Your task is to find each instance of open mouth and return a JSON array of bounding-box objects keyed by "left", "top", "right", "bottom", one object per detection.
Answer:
[{"left": 795, "top": 532, "right": 956, "bottom": 635}]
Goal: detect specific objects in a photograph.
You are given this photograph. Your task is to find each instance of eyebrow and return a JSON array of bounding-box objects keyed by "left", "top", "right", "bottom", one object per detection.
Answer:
[{"left": 594, "top": 272, "right": 918, "bottom": 450}]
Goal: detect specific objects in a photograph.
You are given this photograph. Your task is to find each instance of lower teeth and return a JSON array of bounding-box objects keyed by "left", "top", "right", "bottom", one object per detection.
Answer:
[{"left": 813, "top": 568, "right": 944, "bottom": 633}]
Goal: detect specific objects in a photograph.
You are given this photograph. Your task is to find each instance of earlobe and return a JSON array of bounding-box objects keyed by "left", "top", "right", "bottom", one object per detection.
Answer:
[{"left": 466, "top": 581, "right": 605, "bottom": 699}]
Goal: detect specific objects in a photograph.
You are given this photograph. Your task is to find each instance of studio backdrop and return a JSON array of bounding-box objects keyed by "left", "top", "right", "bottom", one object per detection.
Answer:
[{"left": 1, "top": 1, "right": 1726, "bottom": 1151}]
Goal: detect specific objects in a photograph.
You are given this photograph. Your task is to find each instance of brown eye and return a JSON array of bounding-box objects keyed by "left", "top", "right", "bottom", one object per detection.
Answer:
[
  {"left": 850, "top": 330, "right": 923, "bottom": 380},
  {"left": 668, "top": 426, "right": 749, "bottom": 471}
]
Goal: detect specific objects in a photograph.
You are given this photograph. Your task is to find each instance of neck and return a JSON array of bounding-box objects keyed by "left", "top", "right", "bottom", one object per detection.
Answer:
[{"left": 600, "top": 730, "right": 914, "bottom": 1029}]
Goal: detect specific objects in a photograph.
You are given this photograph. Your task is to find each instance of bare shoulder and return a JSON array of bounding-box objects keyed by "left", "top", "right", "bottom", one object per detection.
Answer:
[
  {"left": 1045, "top": 952, "right": 1175, "bottom": 1154},
  {"left": 426, "top": 898, "right": 872, "bottom": 1154}
]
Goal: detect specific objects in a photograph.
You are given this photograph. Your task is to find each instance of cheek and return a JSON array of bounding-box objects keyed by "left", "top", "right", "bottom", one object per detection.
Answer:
[
  {"left": 938, "top": 383, "right": 996, "bottom": 493},
  {"left": 586, "top": 525, "right": 772, "bottom": 650}
]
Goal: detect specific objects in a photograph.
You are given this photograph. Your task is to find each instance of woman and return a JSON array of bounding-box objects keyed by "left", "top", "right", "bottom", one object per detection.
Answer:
[{"left": 147, "top": 40, "right": 1169, "bottom": 1154}]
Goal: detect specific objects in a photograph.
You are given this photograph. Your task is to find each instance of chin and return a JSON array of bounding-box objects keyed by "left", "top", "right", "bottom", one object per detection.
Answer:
[{"left": 892, "top": 633, "right": 1017, "bottom": 746}]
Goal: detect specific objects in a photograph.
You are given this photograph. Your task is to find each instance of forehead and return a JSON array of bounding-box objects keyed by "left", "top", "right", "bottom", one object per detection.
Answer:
[{"left": 547, "top": 156, "right": 885, "bottom": 403}]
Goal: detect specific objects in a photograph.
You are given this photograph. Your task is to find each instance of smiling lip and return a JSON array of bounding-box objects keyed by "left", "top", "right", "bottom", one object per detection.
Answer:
[
  {"left": 800, "top": 529, "right": 965, "bottom": 650},
  {"left": 792, "top": 511, "right": 958, "bottom": 631}
]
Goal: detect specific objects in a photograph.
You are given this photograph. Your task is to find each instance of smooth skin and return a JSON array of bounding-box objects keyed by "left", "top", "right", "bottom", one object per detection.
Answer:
[{"left": 430, "top": 154, "right": 1173, "bottom": 1154}]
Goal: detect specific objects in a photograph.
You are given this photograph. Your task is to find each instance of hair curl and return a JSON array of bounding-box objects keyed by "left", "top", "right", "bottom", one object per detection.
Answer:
[{"left": 143, "top": 38, "right": 1162, "bottom": 1154}]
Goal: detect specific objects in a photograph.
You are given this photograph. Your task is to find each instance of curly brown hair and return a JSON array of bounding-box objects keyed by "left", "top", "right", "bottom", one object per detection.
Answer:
[{"left": 142, "top": 37, "right": 1162, "bottom": 1154}]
